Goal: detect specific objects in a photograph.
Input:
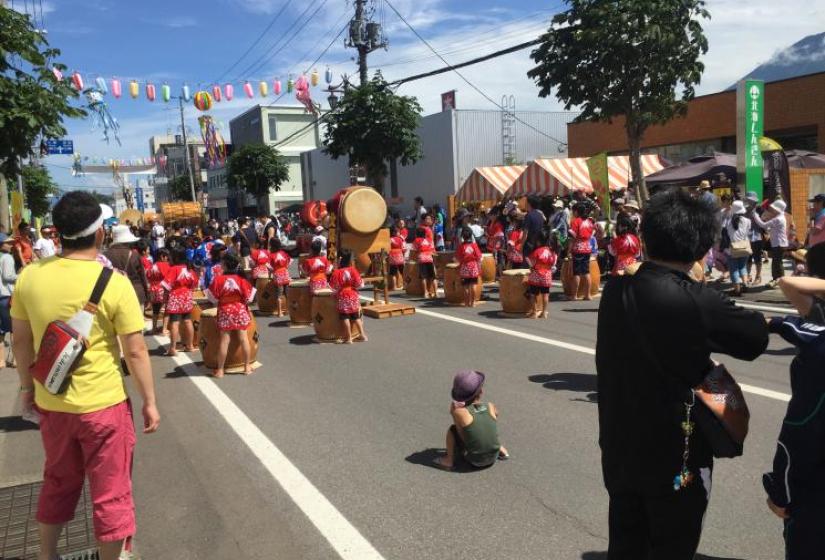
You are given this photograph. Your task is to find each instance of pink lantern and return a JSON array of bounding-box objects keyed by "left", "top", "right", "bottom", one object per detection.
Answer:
[
  {"left": 52, "top": 67, "right": 63, "bottom": 81},
  {"left": 224, "top": 83, "right": 234, "bottom": 101},
  {"left": 71, "top": 72, "right": 84, "bottom": 91},
  {"left": 146, "top": 83, "right": 156, "bottom": 101},
  {"left": 274, "top": 79, "right": 282, "bottom": 95},
  {"left": 111, "top": 78, "right": 122, "bottom": 98},
  {"left": 212, "top": 85, "right": 222, "bottom": 102},
  {"left": 243, "top": 81, "right": 254, "bottom": 98}
]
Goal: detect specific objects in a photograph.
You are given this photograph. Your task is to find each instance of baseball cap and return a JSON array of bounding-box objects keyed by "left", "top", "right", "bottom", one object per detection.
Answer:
[{"left": 809, "top": 194, "right": 825, "bottom": 204}]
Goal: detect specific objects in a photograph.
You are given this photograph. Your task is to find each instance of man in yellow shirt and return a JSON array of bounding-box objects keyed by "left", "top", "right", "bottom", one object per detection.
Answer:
[{"left": 12, "top": 192, "right": 160, "bottom": 560}]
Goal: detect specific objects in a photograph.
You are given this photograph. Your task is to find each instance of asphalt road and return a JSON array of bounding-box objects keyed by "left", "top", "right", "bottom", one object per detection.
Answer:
[{"left": 118, "top": 282, "right": 796, "bottom": 560}]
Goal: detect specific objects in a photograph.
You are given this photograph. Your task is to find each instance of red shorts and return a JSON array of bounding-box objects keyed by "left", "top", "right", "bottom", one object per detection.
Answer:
[{"left": 37, "top": 400, "right": 136, "bottom": 542}]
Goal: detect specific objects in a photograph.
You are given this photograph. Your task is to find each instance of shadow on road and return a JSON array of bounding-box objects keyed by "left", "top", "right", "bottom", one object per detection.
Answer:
[
  {"left": 528, "top": 373, "right": 598, "bottom": 403},
  {"left": 583, "top": 553, "right": 744, "bottom": 560},
  {"left": 477, "top": 310, "right": 530, "bottom": 320},
  {"left": 289, "top": 334, "right": 317, "bottom": 346},
  {"left": 266, "top": 320, "right": 292, "bottom": 328},
  {"left": 562, "top": 308, "right": 599, "bottom": 313},
  {"left": 405, "top": 448, "right": 490, "bottom": 474},
  {"left": 0, "top": 415, "right": 39, "bottom": 433}
]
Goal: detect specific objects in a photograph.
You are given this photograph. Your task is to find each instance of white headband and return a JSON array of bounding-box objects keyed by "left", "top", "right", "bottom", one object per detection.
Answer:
[{"left": 62, "top": 214, "right": 103, "bottom": 240}]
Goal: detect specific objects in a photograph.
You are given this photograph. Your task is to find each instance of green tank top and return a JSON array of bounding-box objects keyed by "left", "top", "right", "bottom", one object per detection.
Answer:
[{"left": 462, "top": 403, "right": 501, "bottom": 467}]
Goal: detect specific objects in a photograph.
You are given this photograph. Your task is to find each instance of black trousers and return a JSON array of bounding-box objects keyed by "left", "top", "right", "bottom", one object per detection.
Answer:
[
  {"left": 607, "top": 481, "right": 709, "bottom": 560},
  {"left": 785, "top": 503, "right": 825, "bottom": 560},
  {"left": 771, "top": 246, "right": 786, "bottom": 280}
]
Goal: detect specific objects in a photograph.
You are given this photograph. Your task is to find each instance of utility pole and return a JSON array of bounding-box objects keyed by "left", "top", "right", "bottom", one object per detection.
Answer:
[
  {"left": 347, "top": 0, "right": 387, "bottom": 85},
  {"left": 178, "top": 96, "right": 197, "bottom": 202}
]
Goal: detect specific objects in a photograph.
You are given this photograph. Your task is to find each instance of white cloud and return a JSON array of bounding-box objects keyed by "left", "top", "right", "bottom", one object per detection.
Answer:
[{"left": 144, "top": 16, "right": 198, "bottom": 29}]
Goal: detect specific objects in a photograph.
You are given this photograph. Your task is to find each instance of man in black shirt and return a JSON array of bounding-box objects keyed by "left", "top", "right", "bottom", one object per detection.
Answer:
[
  {"left": 232, "top": 217, "right": 258, "bottom": 269},
  {"left": 596, "top": 189, "right": 768, "bottom": 559},
  {"left": 522, "top": 195, "right": 546, "bottom": 258}
]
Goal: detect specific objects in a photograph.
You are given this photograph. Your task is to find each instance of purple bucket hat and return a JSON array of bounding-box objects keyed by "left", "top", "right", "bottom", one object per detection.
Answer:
[{"left": 451, "top": 370, "right": 486, "bottom": 404}]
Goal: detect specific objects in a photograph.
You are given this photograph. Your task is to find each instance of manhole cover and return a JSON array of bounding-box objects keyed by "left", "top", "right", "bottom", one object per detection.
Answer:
[{"left": 0, "top": 481, "right": 96, "bottom": 559}]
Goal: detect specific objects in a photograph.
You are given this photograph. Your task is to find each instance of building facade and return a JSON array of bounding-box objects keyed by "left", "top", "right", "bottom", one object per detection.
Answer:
[
  {"left": 229, "top": 105, "right": 323, "bottom": 213},
  {"left": 148, "top": 134, "right": 207, "bottom": 205}
]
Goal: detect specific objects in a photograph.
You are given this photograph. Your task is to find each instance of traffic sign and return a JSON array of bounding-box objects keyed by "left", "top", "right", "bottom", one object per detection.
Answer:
[{"left": 44, "top": 139, "right": 74, "bottom": 155}]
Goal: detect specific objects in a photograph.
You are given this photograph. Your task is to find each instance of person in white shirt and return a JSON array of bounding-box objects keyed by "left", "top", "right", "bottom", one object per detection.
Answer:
[
  {"left": 752, "top": 199, "right": 788, "bottom": 285},
  {"left": 150, "top": 220, "right": 166, "bottom": 260},
  {"left": 32, "top": 227, "right": 56, "bottom": 259},
  {"left": 312, "top": 225, "right": 328, "bottom": 256},
  {"left": 725, "top": 200, "right": 752, "bottom": 296}
]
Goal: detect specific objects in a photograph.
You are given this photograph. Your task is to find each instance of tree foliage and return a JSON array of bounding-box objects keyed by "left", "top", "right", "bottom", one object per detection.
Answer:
[
  {"left": 323, "top": 74, "right": 423, "bottom": 189},
  {"left": 0, "top": 7, "right": 86, "bottom": 179},
  {"left": 528, "top": 0, "right": 709, "bottom": 197},
  {"left": 168, "top": 175, "right": 193, "bottom": 201},
  {"left": 21, "top": 165, "right": 57, "bottom": 218},
  {"left": 226, "top": 143, "right": 290, "bottom": 200}
]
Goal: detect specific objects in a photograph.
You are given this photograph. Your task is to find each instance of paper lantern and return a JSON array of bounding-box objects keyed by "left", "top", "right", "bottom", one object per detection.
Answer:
[
  {"left": 194, "top": 91, "right": 213, "bottom": 111},
  {"left": 161, "top": 84, "right": 171, "bottom": 102},
  {"left": 182, "top": 84, "right": 191, "bottom": 102},
  {"left": 243, "top": 81, "right": 254, "bottom": 98},
  {"left": 52, "top": 67, "right": 63, "bottom": 81},
  {"left": 325, "top": 66, "right": 333, "bottom": 85},
  {"left": 259, "top": 81, "right": 268, "bottom": 97},
  {"left": 111, "top": 79, "right": 122, "bottom": 98},
  {"left": 274, "top": 79, "right": 282, "bottom": 95},
  {"left": 129, "top": 80, "right": 139, "bottom": 99},
  {"left": 287, "top": 77, "right": 294, "bottom": 93},
  {"left": 212, "top": 85, "right": 222, "bottom": 102},
  {"left": 95, "top": 76, "right": 108, "bottom": 94},
  {"left": 224, "top": 83, "right": 234, "bottom": 101},
  {"left": 146, "top": 83, "right": 156, "bottom": 101},
  {"left": 310, "top": 69, "right": 319, "bottom": 87},
  {"left": 71, "top": 72, "right": 84, "bottom": 91}
]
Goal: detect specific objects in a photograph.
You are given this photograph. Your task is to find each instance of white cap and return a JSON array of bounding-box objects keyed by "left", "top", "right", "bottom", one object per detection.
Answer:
[
  {"left": 111, "top": 224, "right": 140, "bottom": 244},
  {"left": 731, "top": 200, "right": 746, "bottom": 215},
  {"left": 770, "top": 200, "right": 787, "bottom": 213}
]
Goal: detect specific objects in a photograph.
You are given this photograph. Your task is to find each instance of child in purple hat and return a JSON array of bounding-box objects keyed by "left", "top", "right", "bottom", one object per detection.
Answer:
[{"left": 434, "top": 370, "right": 509, "bottom": 471}]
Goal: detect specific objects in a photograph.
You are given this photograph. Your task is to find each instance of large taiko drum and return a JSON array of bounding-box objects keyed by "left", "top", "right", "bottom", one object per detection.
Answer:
[
  {"left": 355, "top": 253, "right": 372, "bottom": 275},
  {"left": 404, "top": 262, "right": 425, "bottom": 296},
  {"left": 434, "top": 251, "right": 453, "bottom": 280},
  {"left": 481, "top": 253, "right": 496, "bottom": 283},
  {"left": 561, "top": 258, "right": 601, "bottom": 298},
  {"left": 311, "top": 289, "right": 344, "bottom": 342},
  {"left": 300, "top": 200, "right": 327, "bottom": 228},
  {"left": 191, "top": 297, "right": 214, "bottom": 334},
  {"left": 500, "top": 269, "right": 531, "bottom": 314},
  {"left": 256, "top": 278, "right": 279, "bottom": 314},
  {"left": 334, "top": 187, "right": 387, "bottom": 234},
  {"left": 444, "top": 263, "right": 481, "bottom": 304},
  {"left": 198, "top": 308, "right": 259, "bottom": 370},
  {"left": 287, "top": 280, "right": 312, "bottom": 326}
]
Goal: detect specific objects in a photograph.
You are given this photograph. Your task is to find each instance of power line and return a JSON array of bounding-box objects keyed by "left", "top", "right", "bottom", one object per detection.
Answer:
[
  {"left": 212, "top": 0, "right": 292, "bottom": 85},
  {"left": 383, "top": 0, "right": 567, "bottom": 147}
]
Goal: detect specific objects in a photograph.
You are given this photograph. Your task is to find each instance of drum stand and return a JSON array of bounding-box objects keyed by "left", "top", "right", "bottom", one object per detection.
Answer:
[{"left": 361, "top": 250, "right": 415, "bottom": 319}]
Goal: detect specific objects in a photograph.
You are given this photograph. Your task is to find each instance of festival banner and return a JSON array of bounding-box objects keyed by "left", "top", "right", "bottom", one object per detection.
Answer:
[
  {"left": 736, "top": 80, "right": 765, "bottom": 199},
  {"left": 586, "top": 152, "right": 610, "bottom": 220},
  {"left": 11, "top": 192, "right": 24, "bottom": 230}
]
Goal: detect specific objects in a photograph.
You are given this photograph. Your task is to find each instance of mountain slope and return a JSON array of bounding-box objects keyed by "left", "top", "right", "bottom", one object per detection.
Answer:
[{"left": 730, "top": 31, "right": 825, "bottom": 87}]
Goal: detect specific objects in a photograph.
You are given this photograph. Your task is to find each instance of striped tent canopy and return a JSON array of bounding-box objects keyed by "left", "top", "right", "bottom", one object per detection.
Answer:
[
  {"left": 506, "top": 155, "right": 668, "bottom": 197},
  {"left": 456, "top": 165, "right": 526, "bottom": 202}
]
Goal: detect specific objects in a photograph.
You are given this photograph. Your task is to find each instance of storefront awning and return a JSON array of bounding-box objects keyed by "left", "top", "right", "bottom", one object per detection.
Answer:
[{"left": 456, "top": 165, "right": 526, "bottom": 202}]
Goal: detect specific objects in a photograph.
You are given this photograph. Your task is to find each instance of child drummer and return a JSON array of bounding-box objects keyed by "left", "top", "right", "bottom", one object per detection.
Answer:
[{"left": 329, "top": 249, "right": 368, "bottom": 344}]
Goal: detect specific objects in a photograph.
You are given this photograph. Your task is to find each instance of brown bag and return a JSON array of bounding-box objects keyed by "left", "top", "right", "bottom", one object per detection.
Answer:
[{"left": 693, "top": 362, "right": 750, "bottom": 446}]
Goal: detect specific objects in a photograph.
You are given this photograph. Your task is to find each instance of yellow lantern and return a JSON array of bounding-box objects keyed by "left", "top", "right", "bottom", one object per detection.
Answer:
[
  {"left": 310, "top": 69, "right": 319, "bottom": 87},
  {"left": 259, "top": 80, "right": 268, "bottom": 97},
  {"left": 129, "top": 80, "right": 139, "bottom": 99}
]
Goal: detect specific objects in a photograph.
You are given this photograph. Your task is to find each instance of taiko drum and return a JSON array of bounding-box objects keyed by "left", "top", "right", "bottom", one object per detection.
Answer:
[
  {"left": 444, "top": 263, "right": 481, "bottom": 304},
  {"left": 287, "top": 280, "right": 313, "bottom": 326},
  {"left": 403, "top": 262, "right": 425, "bottom": 296},
  {"left": 560, "top": 258, "right": 601, "bottom": 298},
  {"left": 480, "top": 253, "right": 496, "bottom": 283},
  {"left": 255, "top": 277, "right": 280, "bottom": 314},
  {"left": 198, "top": 308, "right": 259, "bottom": 370},
  {"left": 500, "top": 269, "right": 531, "bottom": 314}
]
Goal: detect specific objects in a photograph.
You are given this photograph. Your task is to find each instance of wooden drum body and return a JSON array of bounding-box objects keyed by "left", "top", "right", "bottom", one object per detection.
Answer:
[
  {"left": 198, "top": 308, "right": 259, "bottom": 370},
  {"left": 191, "top": 298, "right": 214, "bottom": 334},
  {"left": 287, "top": 280, "right": 313, "bottom": 325},
  {"left": 256, "top": 278, "right": 279, "bottom": 314},
  {"left": 500, "top": 270, "right": 531, "bottom": 314},
  {"left": 434, "top": 251, "right": 453, "bottom": 280},
  {"left": 481, "top": 253, "right": 496, "bottom": 283},
  {"left": 297, "top": 254, "right": 310, "bottom": 278},
  {"left": 404, "top": 262, "right": 425, "bottom": 296},
  {"left": 311, "top": 289, "right": 344, "bottom": 342},
  {"left": 336, "top": 187, "right": 387, "bottom": 234},
  {"left": 444, "top": 263, "right": 480, "bottom": 304},
  {"left": 561, "top": 258, "right": 601, "bottom": 298}
]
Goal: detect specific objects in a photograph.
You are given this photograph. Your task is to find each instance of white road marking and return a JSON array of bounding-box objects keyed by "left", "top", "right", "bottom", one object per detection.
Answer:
[
  {"left": 734, "top": 301, "right": 798, "bottom": 315},
  {"left": 383, "top": 300, "right": 793, "bottom": 403},
  {"left": 150, "top": 335, "right": 386, "bottom": 560}
]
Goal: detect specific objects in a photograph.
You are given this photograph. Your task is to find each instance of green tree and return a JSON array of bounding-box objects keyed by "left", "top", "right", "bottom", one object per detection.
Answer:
[
  {"left": 0, "top": 7, "right": 85, "bottom": 179},
  {"left": 21, "top": 165, "right": 57, "bottom": 218},
  {"left": 226, "top": 143, "right": 290, "bottom": 204},
  {"left": 323, "top": 74, "right": 423, "bottom": 194},
  {"left": 87, "top": 190, "right": 115, "bottom": 207},
  {"left": 168, "top": 175, "right": 193, "bottom": 201},
  {"left": 528, "top": 0, "right": 709, "bottom": 201}
]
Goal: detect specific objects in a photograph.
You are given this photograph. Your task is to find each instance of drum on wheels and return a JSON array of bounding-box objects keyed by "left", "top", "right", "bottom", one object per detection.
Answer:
[
  {"left": 287, "top": 280, "right": 312, "bottom": 326},
  {"left": 404, "top": 262, "right": 425, "bottom": 296},
  {"left": 561, "top": 258, "right": 600, "bottom": 298},
  {"left": 500, "top": 269, "right": 531, "bottom": 314},
  {"left": 198, "top": 308, "right": 259, "bottom": 370},
  {"left": 256, "top": 277, "right": 279, "bottom": 314},
  {"left": 444, "top": 263, "right": 480, "bottom": 305},
  {"left": 481, "top": 253, "right": 496, "bottom": 283}
]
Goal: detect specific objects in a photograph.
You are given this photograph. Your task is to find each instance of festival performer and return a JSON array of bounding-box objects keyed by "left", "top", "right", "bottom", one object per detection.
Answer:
[
  {"left": 487, "top": 210, "right": 506, "bottom": 276},
  {"left": 455, "top": 227, "right": 482, "bottom": 307},
  {"left": 388, "top": 226, "right": 406, "bottom": 289},
  {"left": 607, "top": 212, "right": 642, "bottom": 276},
  {"left": 329, "top": 249, "right": 368, "bottom": 344},
  {"left": 506, "top": 213, "right": 526, "bottom": 270},
  {"left": 269, "top": 238, "right": 292, "bottom": 317},
  {"left": 527, "top": 231, "right": 557, "bottom": 319},
  {"left": 201, "top": 242, "right": 226, "bottom": 291},
  {"left": 302, "top": 239, "right": 333, "bottom": 294},
  {"left": 433, "top": 370, "right": 509, "bottom": 471},
  {"left": 414, "top": 227, "right": 438, "bottom": 299},
  {"left": 397, "top": 218, "right": 409, "bottom": 242},
  {"left": 250, "top": 246, "right": 272, "bottom": 280},
  {"left": 146, "top": 249, "right": 170, "bottom": 334},
  {"left": 569, "top": 203, "right": 596, "bottom": 301},
  {"left": 161, "top": 247, "right": 199, "bottom": 356},
  {"left": 205, "top": 252, "right": 256, "bottom": 377}
]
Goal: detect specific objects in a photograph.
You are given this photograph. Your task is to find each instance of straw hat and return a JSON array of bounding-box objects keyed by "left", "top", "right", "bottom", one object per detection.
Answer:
[
  {"left": 699, "top": 180, "right": 712, "bottom": 190},
  {"left": 624, "top": 200, "right": 640, "bottom": 210}
]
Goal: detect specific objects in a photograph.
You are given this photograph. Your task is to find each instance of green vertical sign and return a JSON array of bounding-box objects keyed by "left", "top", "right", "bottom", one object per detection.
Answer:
[{"left": 737, "top": 79, "right": 765, "bottom": 199}]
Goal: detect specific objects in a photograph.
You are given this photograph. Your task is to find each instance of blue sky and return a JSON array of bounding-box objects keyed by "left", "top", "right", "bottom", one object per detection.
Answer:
[{"left": 11, "top": 0, "right": 825, "bottom": 192}]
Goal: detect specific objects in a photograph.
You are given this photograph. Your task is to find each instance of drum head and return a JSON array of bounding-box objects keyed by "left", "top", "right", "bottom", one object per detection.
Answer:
[
  {"left": 446, "top": 263, "right": 459, "bottom": 269},
  {"left": 292, "top": 279, "right": 309, "bottom": 287},
  {"left": 202, "top": 308, "right": 217, "bottom": 317},
  {"left": 341, "top": 188, "right": 387, "bottom": 234},
  {"left": 502, "top": 269, "right": 529, "bottom": 276},
  {"left": 314, "top": 288, "right": 334, "bottom": 296}
]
